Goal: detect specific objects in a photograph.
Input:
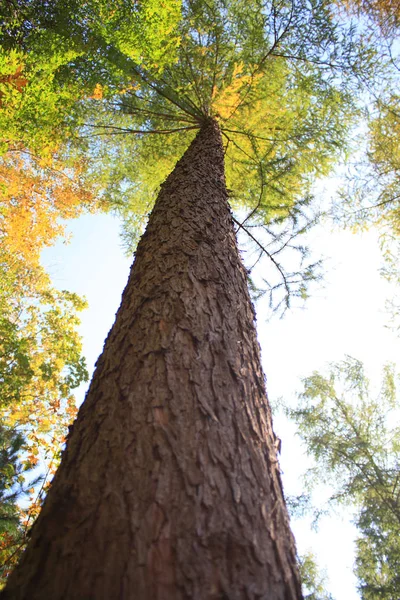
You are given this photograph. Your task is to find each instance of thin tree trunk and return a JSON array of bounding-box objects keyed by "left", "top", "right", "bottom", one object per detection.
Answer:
[{"left": 2, "top": 119, "right": 302, "bottom": 600}]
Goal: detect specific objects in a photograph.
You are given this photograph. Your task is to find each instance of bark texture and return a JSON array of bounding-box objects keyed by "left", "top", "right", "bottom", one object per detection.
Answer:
[{"left": 2, "top": 120, "right": 302, "bottom": 600}]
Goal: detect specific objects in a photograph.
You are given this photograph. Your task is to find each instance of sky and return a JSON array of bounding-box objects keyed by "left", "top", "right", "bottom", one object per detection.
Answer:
[
  {"left": 42, "top": 208, "right": 400, "bottom": 599},
  {"left": 258, "top": 223, "right": 400, "bottom": 599}
]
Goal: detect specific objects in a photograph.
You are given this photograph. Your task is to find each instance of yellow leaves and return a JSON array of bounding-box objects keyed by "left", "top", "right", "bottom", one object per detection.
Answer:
[
  {"left": 212, "top": 63, "right": 263, "bottom": 121},
  {"left": 0, "top": 144, "right": 90, "bottom": 555},
  {"left": 90, "top": 83, "right": 103, "bottom": 100},
  {"left": 0, "top": 151, "right": 95, "bottom": 270}
]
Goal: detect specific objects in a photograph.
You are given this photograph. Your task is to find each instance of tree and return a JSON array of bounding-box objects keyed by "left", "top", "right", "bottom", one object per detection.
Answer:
[
  {"left": 367, "top": 94, "right": 400, "bottom": 308},
  {"left": 333, "top": 90, "right": 400, "bottom": 329},
  {"left": 298, "top": 552, "right": 333, "bottom": 600},
  {"left": 0, "top": 124, "right": 95, "bottom": 489},
  {"left": 0, "top": 424, "right": 33, "bottom": 584},
  {"left": 71, "top": 0, "right": 363, "bottom": 309},
  {"left": 1, "top": 117, "right": 303, "bottom": 600},
  {"left": 332, "top": 0, "right": 400, "bottom": 327},
  {"left": 0, "top": 0, "right": 375, "bottom": 596},
  {"left": 0, "top": 278, "right": 88, "bottom": 465},
  {"left": 0, "top": 251, "right": 89, "bottom": 583},
  {"left": 286, "top": 357, "right": 400, "bottom": 599}
]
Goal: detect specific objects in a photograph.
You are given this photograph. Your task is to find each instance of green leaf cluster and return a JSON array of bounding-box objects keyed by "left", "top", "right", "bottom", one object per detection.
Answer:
[
  {"left": 298, "top": 551, "right": 334, "bottom": 600},
  {"left": 287, "top": 357, "right": 400, "bottom": 599},
  {"left": 0, "top": 424, "right": 39, "bottom": 586},
  {"left": 0, "top": 250, "right": 90, "bottom": 584},
  {"left": 0, "top": 0, "right": 181, "bottom": 155}
]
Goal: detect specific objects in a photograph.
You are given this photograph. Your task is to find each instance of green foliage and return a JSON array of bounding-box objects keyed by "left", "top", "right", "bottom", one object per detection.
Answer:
[
  {"left": 0, "top": 0, "right": 181, "bottom": 155},
  {"left": 61, "top": 0, "right": 371, "bottom": 313},
  {"left": 0, "top": 255, "right": 89, "bottom": 583},
  {"left": 0, "top": 43, "right": 83, "bottom": 155},
  {"left": 287, "top": 357, "right": 400, "bottom": 599},
  {"left": 0, "top": 423, "right": 42, "bottom": 585},
  {"left": 0, "top": 424, "right": 25, "bottom": 585},
  {"left": 74, "top": 0, "right": 366, "bottom": 246},
  {"left": 1, "top": 0, "right": 375, "bottom": 312},
  {"left": 298, "top": 551, "right": 334, "bottom": 600}
]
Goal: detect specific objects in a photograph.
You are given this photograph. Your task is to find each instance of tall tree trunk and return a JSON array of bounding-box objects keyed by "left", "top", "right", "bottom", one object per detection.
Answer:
[{"left": 2, "top": 119, "right": 302, "bottom": 600}]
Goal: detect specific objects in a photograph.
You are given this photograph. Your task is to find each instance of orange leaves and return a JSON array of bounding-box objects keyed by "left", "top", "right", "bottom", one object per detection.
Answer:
[
  {"left": 0, "top": 65, "right": 28, "bottom": 103},
  {"left": 0, "top": 151, "right": 95, "bottom": 269},
  {"left": 90, "top": 83, "right": 103, "bottom": 100},
  {"left": 26, "top": 454, "right": 39, "bottom": 468},
  {"left": 0, "top": 65, "right": 28, "bottom": 91},
  {"left": 0, "top": 63, "right": 28, "bottom": 115},
  {"left": 0, "top": 145, "right": 92, "bottom": 584}
]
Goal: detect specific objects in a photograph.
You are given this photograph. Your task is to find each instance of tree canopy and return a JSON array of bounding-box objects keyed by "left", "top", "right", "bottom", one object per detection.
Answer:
[
  {"left": 78, "top": 0, "right": 362, "bottom": 224},
  {"left": 61, "top": 0, "right": 372, "bottom": 311}
]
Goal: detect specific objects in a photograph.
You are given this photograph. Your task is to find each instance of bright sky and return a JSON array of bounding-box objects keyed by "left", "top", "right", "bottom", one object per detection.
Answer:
[
  {"left": 42, "top": 209, "right": 400, "bottom": 599},
  {"left": 258, "top": 224, "right": 400, "bottom": 599}
]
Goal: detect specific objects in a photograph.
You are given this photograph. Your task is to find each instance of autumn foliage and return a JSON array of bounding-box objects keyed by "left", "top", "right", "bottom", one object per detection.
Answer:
[
  {"left": 0, "top": 148, "right": 93, "bottom": 581},
  {"left": 0, "top": 152, "right": 94, "bottom": 266},
  {"left": 0, "top": 60, "right": 97, "bottom": 587}
]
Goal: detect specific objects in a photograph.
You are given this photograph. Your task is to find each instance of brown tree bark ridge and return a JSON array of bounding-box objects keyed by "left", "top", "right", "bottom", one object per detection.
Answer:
[{"left": 3, "top": 119, "right": 303, "bottom": 599}]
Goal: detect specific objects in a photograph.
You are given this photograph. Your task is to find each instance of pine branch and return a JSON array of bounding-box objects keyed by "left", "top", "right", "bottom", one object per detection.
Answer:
[
  {"left": 232, "top": 215, "right": 291, "bottom": 301},
  {"left": 80, "top": 124, "right": 199, "bottom": 137}
]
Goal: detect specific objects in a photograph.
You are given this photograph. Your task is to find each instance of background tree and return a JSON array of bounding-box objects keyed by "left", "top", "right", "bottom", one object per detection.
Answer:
[
  {"left": 0, "top": 244, "right": 89, "bottom": 584},
  {"left": 285, "top": 357, "right": 400, "bottom": 599},
  {"left": 0, "top": 425, "right": 31, "bottom": 583},
  {"left": 298, "top": 552, "right": 333, "bottom": 600},
  {"left": 333, "top": 91, "right": 400, "bottom": 329}
]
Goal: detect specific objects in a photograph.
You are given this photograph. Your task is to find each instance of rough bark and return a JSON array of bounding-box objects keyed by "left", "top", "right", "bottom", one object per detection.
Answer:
[{"left": 2, "top": 119, "right": 303, "bottom": 600}]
